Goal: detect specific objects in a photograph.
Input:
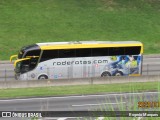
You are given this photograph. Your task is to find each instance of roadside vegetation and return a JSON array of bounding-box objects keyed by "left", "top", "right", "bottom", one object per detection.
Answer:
[
  {"left": 0, "top": 0, "right": 159, "bottom": 60},
  {"left": 0, "top": 81, "right": 159, "bottom": 99}
]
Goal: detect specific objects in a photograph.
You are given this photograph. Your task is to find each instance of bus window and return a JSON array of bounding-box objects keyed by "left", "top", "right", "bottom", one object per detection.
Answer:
[
  {"left": 108, "top": 47, "right": 125, "bottom": 56},
  {"left": 29, "top": 57, "right": 39, "bottom": 70},
  {"left": 125, "top": 46, "right": 141, "bottom": 55},
  {"left": 59, "top": 49, "right": 76, "bottom": 58},
  {"left": 40, "top": 50, "right": 59, "bottom": 62},
  {"left": 21, "top": 60, "right": 30, "bottom": 74},
  {"left": 76, "top": 48, "right": 91, "bottom": 57},
  {"left": 24, "top": 50, "right": 41, "bottom": 57},
  {"left": 92, "top": 48, "right": 108, "bottom": 56}
]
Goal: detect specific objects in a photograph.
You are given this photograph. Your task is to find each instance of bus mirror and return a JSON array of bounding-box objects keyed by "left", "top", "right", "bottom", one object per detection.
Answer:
[{"left": 10, "top": 55, "right": 18, "bottom": 62}]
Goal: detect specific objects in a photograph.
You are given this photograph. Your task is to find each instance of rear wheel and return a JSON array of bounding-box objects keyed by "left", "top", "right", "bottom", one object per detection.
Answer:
[
  {"left": 115, "top": 71, "right": 123, "bottom": 76},
  {"left": 38, "top": 75, "right": 48, "bottom": 80},
  {"left": 101, "top": 72, "right": 111, "bottom": 77}
]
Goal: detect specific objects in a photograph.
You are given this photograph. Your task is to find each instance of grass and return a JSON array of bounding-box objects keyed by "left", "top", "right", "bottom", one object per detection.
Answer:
[
  {"left": 0, "top": 81, "right": 159, "bottom": 99},
  {"left": 0, "top": 0, "right": 159, "bottom": 60}
]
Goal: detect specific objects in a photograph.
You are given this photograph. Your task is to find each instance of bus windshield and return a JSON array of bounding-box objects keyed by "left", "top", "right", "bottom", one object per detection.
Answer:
[
  {"left": 15, "top": 57, "right": 39, "bottom": 74},
  {"left": 18, "top": 50, "right": 25, "bottom": 59},
  {"left": 15, "top": 61, "right": 21, "bottom": 73},
  {"left": 15, "top": 58, "right": 30, "bottom": 73}
]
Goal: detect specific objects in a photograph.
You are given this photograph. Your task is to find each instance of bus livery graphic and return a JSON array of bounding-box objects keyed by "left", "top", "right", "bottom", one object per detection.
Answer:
[{"left": 52, "top": 59, "right": 108, "bottom": 66}]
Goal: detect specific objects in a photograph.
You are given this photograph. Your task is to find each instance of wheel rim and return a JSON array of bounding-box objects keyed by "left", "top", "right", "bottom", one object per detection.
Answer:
[
  {"left": 102, "top": 72, "right": 110, "bottom": 77},
  {"left": 115, "top": 73, "right": 122, "bottom": 76},
  {"left": 39, "top": 76, "right": 46, "bottom": 79},
  {"left": 104, "top": 73, "right": 109, "bottom": 76}
]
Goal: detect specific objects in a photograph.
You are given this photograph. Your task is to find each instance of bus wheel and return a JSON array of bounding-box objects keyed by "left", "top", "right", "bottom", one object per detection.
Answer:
[
  {"left": 38, "top": 75, "right": 48, "bottom": 80},
  {"left": 101, "top": 72, "right": 111, "bottom": 77},
  {"left": 115, "top": 71, "right": 123, "bottom": 76}
]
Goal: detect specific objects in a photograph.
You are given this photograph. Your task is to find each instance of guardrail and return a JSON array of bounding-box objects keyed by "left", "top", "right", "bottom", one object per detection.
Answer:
[
  {"left": 0, "top": 75, "right": 160, "bottom": 89},
  {"left": 142, "top": 64, "right": 160, "bottom": 75}
]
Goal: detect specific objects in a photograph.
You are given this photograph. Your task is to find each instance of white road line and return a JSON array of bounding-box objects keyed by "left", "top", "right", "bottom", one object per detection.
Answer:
[
  {"left": 97, "top": 117, "right": 104, "bottom": 120},
  {"left": 57, "top": 118, "right": 68, "bottom": 120},
  {"left": 39, "top": 117, "right": 83, "bottom": 120},
  {"left": 39, "top": 118, "right": 67, "bottom": 120},
  {"left": 0, "top": 92, "right": 159, "bottom": 102},
  {"left": 72, "top": 102, "right": 126, "bottom": 107},
  {"left": 138, "top": 117, "right": 143, "bottom": 120},
  {"left": 57, "top": 117, "right": 82, "bottom": 120},
  {"left": 133, "top": 117, "right": 143, "bottom": 120}
]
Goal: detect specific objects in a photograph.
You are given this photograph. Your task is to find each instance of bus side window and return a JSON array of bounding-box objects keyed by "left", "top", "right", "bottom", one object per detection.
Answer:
[
  {"left": 76, "top": 48, "right": 91, "bottom": 57},
  {"left": 92, "top": 48, "right": 108, "bottom": 56},
  {"left": 59, "top": 49, "right": 75, "bottom": 58},
  {"left": 108, "top": 47, "right": 125, "bottom": 56},
  {"left": 40, "top": 50, "right": 59, "bottom": 62},
  {"left": 125, "top": 47, "right": 141, "bottom": 55}
]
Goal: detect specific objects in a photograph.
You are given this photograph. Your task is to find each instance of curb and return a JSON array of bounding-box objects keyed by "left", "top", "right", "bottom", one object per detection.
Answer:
[{"left": 0, "top": 61, "right": 11, "bottom": 64}]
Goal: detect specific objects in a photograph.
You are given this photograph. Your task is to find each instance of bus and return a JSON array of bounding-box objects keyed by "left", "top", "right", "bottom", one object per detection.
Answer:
[{"left": 10, "top": 41, "right": 143, "bottom": 80}]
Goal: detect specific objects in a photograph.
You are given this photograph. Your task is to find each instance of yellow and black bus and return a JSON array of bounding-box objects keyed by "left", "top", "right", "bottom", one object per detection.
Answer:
[{"left": 10, "top": 41, "right": 143, "bottom": 80}]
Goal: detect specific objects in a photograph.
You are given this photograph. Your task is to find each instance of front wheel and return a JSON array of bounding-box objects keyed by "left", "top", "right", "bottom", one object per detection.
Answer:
[
  {"left": 38, "top": 75, "right": 48, "bottom": 80},
  {"left": 101, "top": 71, "right": 111, "bottom": 77}
]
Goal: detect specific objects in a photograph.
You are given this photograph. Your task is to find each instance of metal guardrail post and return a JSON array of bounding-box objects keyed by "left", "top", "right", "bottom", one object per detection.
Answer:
[
  {"left": 147, "top": 64, "right": 149, "bottom": 76},
  {"left": 47, "top": 67, "right": 49, "bottom": 79},
  {"left": 4, "top": 69, "right": 6, "bottom": 88},
  {"left": 5, "top": 69, "right": 6, "bottom": 81},
  {"left": 90, "top": 77, "right": 93, "bottom": 85}
]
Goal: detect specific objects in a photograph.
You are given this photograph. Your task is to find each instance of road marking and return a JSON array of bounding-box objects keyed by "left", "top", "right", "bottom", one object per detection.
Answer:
[
  {"left": 138, "top": 117, "right": 143, "bottom": 120},
  {"left": 133, "top": 117, "right": 143, "bottom": 120},
  {"left": 57, "top": 118, "right": 68, "bottom": 120},
  {"left": 57, "top": 117, "right": 82, "bottom": 120},
  {"left": 0, "top": 92, "right": 159, "bottom": 102},
  {"left": 39, "top": 117, "right": 82, "bottom": 120},
  {"left": 72, "top": 102, "right": 126, "bottom": 107},
  {"left": 40, "top": 117, "right": 100, "bottom": 120},
  {"left": 97, "top": 117, "right": 104, "bottom": 120},
  {"left": 39, "top": 118, "right": 67, "bottom": 120}
]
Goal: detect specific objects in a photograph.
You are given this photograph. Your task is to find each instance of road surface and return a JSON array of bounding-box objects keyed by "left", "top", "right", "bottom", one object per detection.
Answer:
[{"left": 0, "top": 92, "right": 159, "bottom": 120}]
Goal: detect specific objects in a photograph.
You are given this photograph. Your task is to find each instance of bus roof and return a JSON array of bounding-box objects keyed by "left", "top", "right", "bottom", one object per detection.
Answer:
[
  {"left": 37, "top": 41, "right": 142, "bottom": 46},
  {"left": 36, "top": 41, "right": 143, "bottom": 51}
]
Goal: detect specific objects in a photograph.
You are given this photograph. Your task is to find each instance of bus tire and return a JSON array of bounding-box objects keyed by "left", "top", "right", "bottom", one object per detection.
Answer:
[
  {"left": 101, "top": 72, "right": 111, "bottom": 77},
  {"left": 114, "top": 71, "right": 123, "bottom": 76},
  {"left": 38, "top": 75, "right": 48, "bottom": 80}
]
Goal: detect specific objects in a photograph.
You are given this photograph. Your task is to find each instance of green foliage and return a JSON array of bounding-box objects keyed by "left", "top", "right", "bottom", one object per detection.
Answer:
[
  {"left": 0, "top": 0, "right": 159, "bottom": 60},
  {"left": 31, "top": 117, "right": 38, "bottom": 120},
  {"left": 0, "top": 81, "right": 159, "bottom": 99}
]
